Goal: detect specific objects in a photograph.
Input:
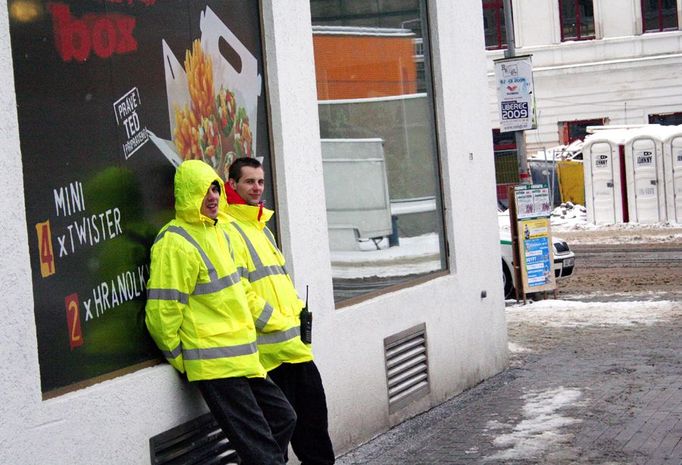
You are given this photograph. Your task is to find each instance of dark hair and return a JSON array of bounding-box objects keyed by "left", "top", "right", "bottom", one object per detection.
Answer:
[
  {"left": 228, "top": 157, "right": 262, "bottom": 182},
  {"left": 211, "top": 180, "right": 221, "bottom": 194}
]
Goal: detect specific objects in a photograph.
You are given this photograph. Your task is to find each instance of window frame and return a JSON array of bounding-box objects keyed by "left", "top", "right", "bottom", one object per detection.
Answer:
[
  {"left": 483, "top": 0, "right": 508, "bottom": 50},
  {"left": 559, "top": 0, "right": 596, "bottom": 41},
  {"left": 641, "top": 0, "right": 679, "bottom": 33},
  {"left": 558, "top": 118, "right": 606, "bottom": 144},
  {"left": 648, "top": 111, "right": 682, "bottom": 125},
  {"left": 311, "top": 0, "right": 450, "bottom": 307}
]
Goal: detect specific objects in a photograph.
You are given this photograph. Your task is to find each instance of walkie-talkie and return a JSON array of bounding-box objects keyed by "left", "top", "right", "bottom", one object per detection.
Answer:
[{"left": 300, "top": 285, "right": 312, "bottom": 344}]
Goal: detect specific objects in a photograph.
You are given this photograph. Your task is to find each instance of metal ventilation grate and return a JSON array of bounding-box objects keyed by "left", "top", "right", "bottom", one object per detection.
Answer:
[
  {"left": 384, "top": 323, "right": 430, "bottom": 414},
  {"left": 149, "top": 413, "right": 239, "bottom": 465}
]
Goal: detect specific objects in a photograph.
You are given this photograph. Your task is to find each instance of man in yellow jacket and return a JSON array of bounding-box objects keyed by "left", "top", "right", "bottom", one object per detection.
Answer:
[
  {"left": 145, "top": 160, "right": 296, "bottom": 465},
  {"left": 224, "top": 157, "right": 335, "bottom": 465}
]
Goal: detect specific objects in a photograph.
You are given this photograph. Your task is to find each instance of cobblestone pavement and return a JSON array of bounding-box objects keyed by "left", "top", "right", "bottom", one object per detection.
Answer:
[{"left": 335, "top": 298, "right": 682, "bottom": 465}]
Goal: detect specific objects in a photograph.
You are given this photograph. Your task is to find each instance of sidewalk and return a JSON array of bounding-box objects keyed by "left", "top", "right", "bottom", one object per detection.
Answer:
[{"left": 335, "top": 298, "right": 682, "bottom": 465}]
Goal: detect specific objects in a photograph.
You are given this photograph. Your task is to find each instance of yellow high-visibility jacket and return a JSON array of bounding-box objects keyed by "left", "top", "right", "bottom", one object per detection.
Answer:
[
  {"left": 145, "top": 160, "right": 266, "bottom": 381},
  {"left": 224, "top": 203, "right": 313, "bottom": 372}
]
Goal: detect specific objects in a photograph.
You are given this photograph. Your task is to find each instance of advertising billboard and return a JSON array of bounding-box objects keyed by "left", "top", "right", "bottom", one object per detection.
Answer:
[{"left": 8, "top": 0, "right": 271, "bottom": 396}]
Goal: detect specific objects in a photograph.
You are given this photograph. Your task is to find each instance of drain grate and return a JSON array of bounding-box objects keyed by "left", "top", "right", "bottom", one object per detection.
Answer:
[{"left": 384, "top": 323, "right": 430, "bottom": 414}]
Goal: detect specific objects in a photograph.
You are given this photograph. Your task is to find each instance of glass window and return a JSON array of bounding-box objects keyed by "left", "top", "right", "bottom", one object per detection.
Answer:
[
  {"left": 642, "top": 0, "right": 679, "bottom": 32},
  {"left": 558, "top": 118, "right": 606, "bottom": 144},
  {"left": 559, "top": 0, "right": 595, "bottom": 41},
  {"left": 492, "top": 129, "right": 518, "bottom": 207},
  {"left": 649, "top": 112, "right": 682, "bottom": 125},
  {"left": 483, "top": 0, "right": 508, "bottom": 50},
  {"left": 310, "top": 0, "right": 448, "bottom": 305}
]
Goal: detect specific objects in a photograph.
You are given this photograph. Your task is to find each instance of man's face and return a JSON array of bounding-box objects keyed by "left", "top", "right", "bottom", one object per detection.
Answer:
[
  {"left": 200, "top": 183, "right": 221, "bottom": 219},
  {"left": 229, "top": 166, "right": 265, "bottom": 205}
]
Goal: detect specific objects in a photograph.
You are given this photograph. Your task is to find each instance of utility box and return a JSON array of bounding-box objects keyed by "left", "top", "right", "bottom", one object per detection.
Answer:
[
  {"left": 623, "top": 128, "right": 667, "bottom": 223},
  {"left": 321, "top": 138, "right": 393, "bottom": 251},
  {"left": 662, "top": 125, "right": 682, "bottom": 223},
  {"left": 582, "top": 129, "right": 629, "bottom": 224}
]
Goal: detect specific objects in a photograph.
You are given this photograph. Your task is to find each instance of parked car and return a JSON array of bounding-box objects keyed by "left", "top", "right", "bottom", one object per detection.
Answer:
[{"left": 498, "top": 207, "right": 575, "bottom": 299}]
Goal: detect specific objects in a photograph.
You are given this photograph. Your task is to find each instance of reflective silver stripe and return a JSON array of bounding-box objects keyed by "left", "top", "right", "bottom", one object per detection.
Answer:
[
  {"left": 183, "top": 342, "right": 258, "bottom": 360},
  {"left": 156, "top": 225, "right": 243, "bottom": 296},
  {"left": 249, "top": 265, "right": 287, "bottom": 282},
  {"left": 223, "top": 230, "right": 235, "bottom": 262},
  {"left": 255, "top": 302, "right": 274, "bottom": 331},
  {"left": 232, "top": 223, "right": 289, "bottom": 282},
  {"left": 263, "top": 227, "right": 278, "bottom": 249},
  {"left": 237, "top": 266, "right": 248, "bottom": 278},
  {"left": 194, "top": 272, "right": 241, "bottom": 295},
  {"left": 263, "top": 226, "right": 289, "bottom": 274},
  {"left": 162, "top": 344, "right": 182, "bottom": 360},
  {"left": 148, "top": 288, "right": 189, "bottom": 305},
  {"left": 257, "top": 326, "right": 300, "bottom": 345},
  {"left": 264, "top": 227, "right": 288, "bottom": 275},
  {"left": 231, "top": 222, "right": 264, "bottom": 268},
  {"left": 159, "top": 226, "right": 219, "bottom": 282}
]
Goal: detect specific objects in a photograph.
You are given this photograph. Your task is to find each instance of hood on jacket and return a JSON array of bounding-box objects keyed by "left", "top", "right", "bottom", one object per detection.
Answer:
[{"left": 174, "top": 160, "right": 227, "bottom": 224}]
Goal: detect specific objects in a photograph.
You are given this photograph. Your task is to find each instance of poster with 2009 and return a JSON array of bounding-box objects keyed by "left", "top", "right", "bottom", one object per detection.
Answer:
[{"left": 8, "top": 0, "right": 271, "bottom": 396}]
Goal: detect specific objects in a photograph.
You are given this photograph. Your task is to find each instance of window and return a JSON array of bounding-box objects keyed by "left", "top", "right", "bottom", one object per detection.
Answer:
[
  {"left": 559, "top": 0, "right": 595, "bottom": 41},
  {"left": 642, "top": 0, "right": 679, "bottom": 32},
  {"left": 311, "top": 0, "right": 448, "bottom": 305},
  {"left": 492, "top": 129, "right": 518, "bottom": 206},
  {"left": 483, "top": 0, "right": 508, "bottom": 50},
  {"left": 558, "top": 118, "right": 606, "bottom": 144},
  {"left": 649, "top": 112, "right": 682, "bottom": 125}
]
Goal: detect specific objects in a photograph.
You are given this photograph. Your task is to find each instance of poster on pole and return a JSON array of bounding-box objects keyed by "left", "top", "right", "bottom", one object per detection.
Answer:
[
  {"left": 8, "top": 0, "right": 273, "bottom": 397},
  {"left": 515, "top": 184, "right": 551, "bottom": 220},
  {"left": 494, "top": 55, "right": 537, "bottom": 133},
  {"left": 518, "top": 217, "right": 556, "bottom": 293}
]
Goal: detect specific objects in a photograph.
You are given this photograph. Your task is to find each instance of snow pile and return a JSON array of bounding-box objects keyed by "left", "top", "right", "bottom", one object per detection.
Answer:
[
  {"left": 549, "top": 202, "right": 587, "bottom": 227},
  {"left": 506, "top": 299, "right": 680, "bottom": 327},
  {"left": 485, "top": 387, "right": 583, "bottom": 461}
]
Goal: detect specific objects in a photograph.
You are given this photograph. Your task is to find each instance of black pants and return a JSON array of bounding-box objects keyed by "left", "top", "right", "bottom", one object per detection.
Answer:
[
  {"left": 269, "top": 361, "right": 336, "bottom": 465},
  {"left": 195, "top": 376, "right": 297, "bottom": 465}
]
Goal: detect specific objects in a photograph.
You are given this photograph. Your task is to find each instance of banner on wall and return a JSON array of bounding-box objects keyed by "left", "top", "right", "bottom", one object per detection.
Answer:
[{"left": 8, "top": 0, "right": 272, "bottom": 396}]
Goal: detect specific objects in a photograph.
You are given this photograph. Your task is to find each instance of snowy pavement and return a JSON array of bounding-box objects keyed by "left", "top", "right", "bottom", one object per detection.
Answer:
[{"left": 336, "top": 297, "right": 682, "bottom": 464}]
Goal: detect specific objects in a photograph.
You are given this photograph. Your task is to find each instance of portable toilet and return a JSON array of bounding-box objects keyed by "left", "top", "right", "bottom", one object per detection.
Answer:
[
  {"left": 662, "top": 125, "right": 682, "bottom": 223},
  {"left": 582, "top": 129, "right": 630, "bottom": 224},
  {"left": 623, "top": 126, "right": 668, "bottom": 223}
]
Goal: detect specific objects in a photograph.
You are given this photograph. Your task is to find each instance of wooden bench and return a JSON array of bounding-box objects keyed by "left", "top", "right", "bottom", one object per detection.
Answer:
[{"left": 149, "top": 413, "right": 240, "bottom": 465}]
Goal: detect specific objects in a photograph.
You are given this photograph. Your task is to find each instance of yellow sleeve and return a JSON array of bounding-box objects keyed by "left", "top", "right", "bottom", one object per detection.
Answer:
[{"left": 145, "top": 234, "right": 198, "bottom": 373}]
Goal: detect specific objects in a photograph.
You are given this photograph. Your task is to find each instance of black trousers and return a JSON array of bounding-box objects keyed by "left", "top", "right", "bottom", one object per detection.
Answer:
[
  {"left": 269, "top": 361, "right": 336, "bottom": 465},
  {"left": 195, "top": 376, "right": 297, "bottom": 465}
]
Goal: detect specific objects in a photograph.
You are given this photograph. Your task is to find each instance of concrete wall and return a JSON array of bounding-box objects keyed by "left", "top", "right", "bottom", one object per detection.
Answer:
[
  {"left": 0, "top": 0, "right": 507, "bottom": 463},
  {"left": 488, "top": 0, "right": 682, "bottom": 152}
]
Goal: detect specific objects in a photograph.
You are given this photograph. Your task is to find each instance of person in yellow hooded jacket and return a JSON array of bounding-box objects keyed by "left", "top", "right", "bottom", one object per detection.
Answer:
[
  {"left": 145, "top": 160, "right": 296, "bottom": 465},
  {"left": 223, "top": 157, "right": 335, "bottom": 465}
]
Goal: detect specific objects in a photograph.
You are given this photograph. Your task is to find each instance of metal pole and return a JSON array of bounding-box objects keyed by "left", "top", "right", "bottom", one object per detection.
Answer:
[{"left": 502, "top": 0, "right": 531, "bottom": 184}]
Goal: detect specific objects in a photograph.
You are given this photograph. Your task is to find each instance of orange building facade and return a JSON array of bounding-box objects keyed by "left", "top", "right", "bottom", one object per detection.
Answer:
[{"left": 312, "top": 27, "right": 418, "bottom": 100}]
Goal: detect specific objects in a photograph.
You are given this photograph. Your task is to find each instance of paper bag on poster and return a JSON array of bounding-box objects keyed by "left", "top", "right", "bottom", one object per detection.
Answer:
[{"left": 149, "top": 6, "right": 261, "bottom": 177}]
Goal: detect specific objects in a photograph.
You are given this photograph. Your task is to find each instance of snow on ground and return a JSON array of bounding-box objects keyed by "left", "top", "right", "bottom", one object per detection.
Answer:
[
  {"left": 491, "top": 298, "right": 682, "bottom": 461},
  {"left": 330, "top": 202, "right": 682, "bottom": 278},
  {"left": 485, "top": 387, "right": 584, "bottom": 461},
  {"left": 505, "top": 298, "right": 680, "bottom": 327}
]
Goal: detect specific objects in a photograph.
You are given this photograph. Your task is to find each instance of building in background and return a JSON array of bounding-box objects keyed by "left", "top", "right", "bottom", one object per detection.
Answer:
[
  {"left": 0, "top": 1, "right": 506, "bottom": 463},
  {"left": 484, "top": 0, "right": 682, "bottom": 200}
]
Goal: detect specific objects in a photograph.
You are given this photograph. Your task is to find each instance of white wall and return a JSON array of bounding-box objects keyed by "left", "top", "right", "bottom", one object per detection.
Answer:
[
  {"left": 0, "top": 0, "right": 507, "bottom": 462},
  {"left": 488, "top": 0, "right": 682, "bottom": 152},
  {"left": 280, "top": 0, "right": 507, "bottom": 453}
]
